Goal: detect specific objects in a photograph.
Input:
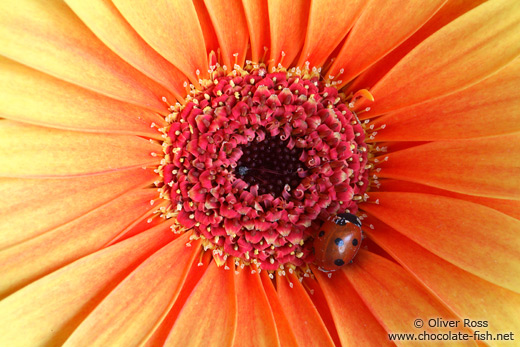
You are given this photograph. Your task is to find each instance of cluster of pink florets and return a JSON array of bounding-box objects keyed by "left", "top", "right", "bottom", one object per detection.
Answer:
[{"left": 163, "top": 67, "right": 368, "bottom": 270}]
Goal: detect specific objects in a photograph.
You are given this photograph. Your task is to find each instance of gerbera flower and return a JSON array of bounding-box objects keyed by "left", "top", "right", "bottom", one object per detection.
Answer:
[{"left": 0, "top": 0, "right": 519, "bottom": 345}]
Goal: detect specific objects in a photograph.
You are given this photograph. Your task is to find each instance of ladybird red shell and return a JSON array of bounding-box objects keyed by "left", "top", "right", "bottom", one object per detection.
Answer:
[{"left": 314, "top": 214, "right": 363, "bottom": 272}]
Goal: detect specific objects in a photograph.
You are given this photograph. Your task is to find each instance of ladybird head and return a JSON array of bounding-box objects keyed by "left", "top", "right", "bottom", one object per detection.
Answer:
[{"left": 334, "top": 213, "right": 362, "bottom": 227}]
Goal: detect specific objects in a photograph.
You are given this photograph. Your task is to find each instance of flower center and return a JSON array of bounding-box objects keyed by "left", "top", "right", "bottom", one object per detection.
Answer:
[
  {"left": 235, "top": 133, "right": 304, "bottom": 197},
  {"left": 160, "top": 63, "right": 369, "bottom": 271}
]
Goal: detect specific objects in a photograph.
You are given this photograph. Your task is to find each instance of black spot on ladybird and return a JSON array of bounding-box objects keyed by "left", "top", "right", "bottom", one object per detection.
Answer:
[
  {"left": 334, "top": 259, "right": 345, "bottom": 266},
  {"left": 334, "top": 238, "right": 344, "bottom": 246},
  {"left": 318, "top": 230, "right": 325, "bottom": 237},
  {"left": 352, "top": 238, "right": 359, "bottom": 246}
]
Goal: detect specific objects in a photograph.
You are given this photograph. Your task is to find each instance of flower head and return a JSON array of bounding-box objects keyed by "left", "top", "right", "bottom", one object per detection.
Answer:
[{"left": 162, "top": 63, "right": 369, "bottom": 270}]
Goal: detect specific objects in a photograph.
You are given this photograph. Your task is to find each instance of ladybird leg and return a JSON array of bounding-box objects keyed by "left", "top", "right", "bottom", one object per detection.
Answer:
[{"left": 318, "top": 267, "right": 334, "bottom": 273}]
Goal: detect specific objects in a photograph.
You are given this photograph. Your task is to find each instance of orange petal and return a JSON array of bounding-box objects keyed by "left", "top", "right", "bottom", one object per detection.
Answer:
[
  {"left": 193, "top": 0, "right": 220, "bottom": 55},
  {"left": 0, "top": 57, "right": 165, "bottom": 138},
  {"left": 297, "top": 0, "right": 366, "bottom": 69},
  {"left": 366, "top": 218, "right": 520, "bottom": 336},
  {"left": 0, "top": 122, "right": 161, "bottom": 178},
  {"left": 165, "top": 261, "right": 236, "bottom": 346},
  {"left": 0, "top": 0, "right": 173, "bottom": 112},
  {"left": 233, "top": 268, "right": 279, "bottom": 347},
  {"left": 0, "top": 167, "right": 156, "bottom": 249},
  {"left": 0, "top": 188, "right": 158, "bottom": 298},
  {"left": 348, "top": 0, "right": 486, "bottom": 93},
  {"left": 378, "top": 140, "right": 430, "bottom": 154},
  {"left": 103, "top": 206, "right": 174, "bottom": 247},
  {"left": 143, "top": 251, "right": 212, "bottom": 346},
  {"left": 302, "top": 277, "right": 341, "bottom": 346},
  {"left": 378, "top": 134, "right": 520, "bottom": 199},
  {"left": 372, "top": 58, "right": 520, "bottom": 141},
  {"left": 327, "top": 0, "right": 445, "bottom": 84},
  {"left": 314, "top": 268, "right": 393, "bottom": 346},
  {"left": 63, "top": 235, "right": 200, "bottom": 346},
  {"left": 362, "top": 192, "right": 520, "bottom": 293},
  {"left": 64, "top": 0, "right": 189, "bottom": 102},
  {"left": 377, "top": 179, "right": 520, "bottom": 220},
  {"left": 241, "top": 0, "right": 270, "bottom": 63},
  {"left": 276, "top": 273, "right": 335, "bottom": 347},
  {"left": 112, "top": 0, "right": 208, "bottom": 82},
  {"left": 345, "top": 251, "right": 474, "bottom": 336},
  {"left": 0, "top": 223, "right": 178, "bottom": 346},
  {"left": 268, "top": 0, "right": 310, "bottom": 69},
  {"left": 357, "top": 0, "right": 520, "bottom": 116},
  {"left": 204, "top": 0, "right": 249, "bottom": 68},
  {"left": 260, "top": 272, "right": 299, "bottom": 347}
]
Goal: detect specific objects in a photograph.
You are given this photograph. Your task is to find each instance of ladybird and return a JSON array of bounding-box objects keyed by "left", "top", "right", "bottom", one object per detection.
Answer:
[{"left": 313, "top": 213, "right": 363, "bottom": 272}]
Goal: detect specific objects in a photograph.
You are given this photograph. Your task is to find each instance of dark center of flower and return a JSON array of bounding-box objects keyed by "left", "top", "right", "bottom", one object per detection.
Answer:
[
  {"left": 161, "top": 63, "right": 369, "bottom": 271},
  {"left": 235, "top": 133, "right": 304, "bottom": 197}
]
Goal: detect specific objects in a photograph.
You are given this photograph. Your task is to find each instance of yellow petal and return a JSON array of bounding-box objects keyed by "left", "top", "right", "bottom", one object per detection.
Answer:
[
  {"left": 165, "top": 262, "right": 237, "bottom": 346},
  {"left": 63, "top": 234, "right": 200, "bottom": 346},
  {"left": 358, "top": 0, "right": 520, "bottom": 116},
  {"left": 327, "top": 0, "right": 445, "bottom": 84},
  {"left": 64, "top": 0, "right": 189, "bottom": 102},
  {"left": 0, "top": 189, "right": 158, "bottom": 298},
  {"left": 112, "top": 0, "right": 209, "bottom": 82},
  {"left": 0, "top": 0, "right": 173, "bottom": 112},
  {"left": 378, "top": 134, "right": 520, "bottom": 200},
  {"left": 0, "top": 223, "right": 179, "bottom": 347},
  {"left": 0, "top": 57, "right": 165, "bottom": 138},
  {"left": 297, "top": 0, "right": 366, "bottom": 68},
  {"left": 0, "top": 122, "right": 161, "bottom": 178},
  {"left": 0, "top": 167, "right": 156, "bottom": 249},
  {"left": 366, "top": 218, "right": 520, "bottom": 338},
  {"left": 204, "top": 0, "right": 249, "bottom": 68},
  {"left": 363, "top": 192, "right": 520, "bottom": 293}
]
